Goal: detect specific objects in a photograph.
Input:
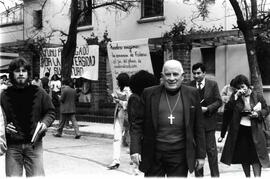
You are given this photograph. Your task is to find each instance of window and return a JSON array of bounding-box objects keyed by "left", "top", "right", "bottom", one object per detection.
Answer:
[
  {"left": 141, "top": 0, "right": 163, "bottom": 18},
  {"left": 200, "top": 47, "right": 216, "bottom": 75},
  {"left": 78, "top": 0, "right": 92, "bottom": 27},
  {"left": 33, "top": 10, "right": 42, "bottom": 29}
]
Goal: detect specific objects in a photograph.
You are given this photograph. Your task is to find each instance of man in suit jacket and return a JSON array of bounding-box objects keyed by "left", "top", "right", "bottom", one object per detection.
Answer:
[
  {"left": 130, "top": 60, "right": 206, "bottom": 177},
  {"left": 189, "top": 63, "right": 222, "bottom": 177},
  {"left": 54, "top": 79, "right": 81, "bottom": 139}
]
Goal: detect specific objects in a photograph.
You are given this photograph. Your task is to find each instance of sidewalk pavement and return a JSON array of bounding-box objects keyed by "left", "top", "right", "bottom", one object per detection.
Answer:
[
  {"left": 48, "top": 120, "right": 114, "bottom": 139},
  {"left": 48, "top": 120, "right": 226, "bottom": 152}
]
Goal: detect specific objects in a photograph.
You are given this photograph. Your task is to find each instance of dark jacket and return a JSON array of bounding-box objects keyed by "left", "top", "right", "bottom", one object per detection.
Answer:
[
  {"left": 127, "top": 93, "right": 143, "bottom": 125},
  {"left": 1, "top": 85, "right": 55, "bottom": 144},
  {"left": 189, "top": 78, "right": 222, "bottom": 131},
  {"left": 220, "top": 91, "right": 270, "bottom": 168},
  {"left": 130, "top": 84, "right": 206, "bottom": 173},
  {"left": 60, "top": 85, "right": 76, "bottom": 114}
]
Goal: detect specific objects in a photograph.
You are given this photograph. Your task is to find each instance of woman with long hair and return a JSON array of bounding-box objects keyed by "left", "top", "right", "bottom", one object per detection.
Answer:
[{"left": 108, "top": 73, "right": 132, "bottom": 169}]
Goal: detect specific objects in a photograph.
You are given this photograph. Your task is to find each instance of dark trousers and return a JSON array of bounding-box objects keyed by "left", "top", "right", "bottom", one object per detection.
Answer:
[
  {"left": 57, "top": 113, "right": 80, "bottom": 136},
  {"left": 145, "top": 149, "right": 188, "bottom": 177},
  {"left": 195, "top": 130, "right": 219, "bottom": 177}
]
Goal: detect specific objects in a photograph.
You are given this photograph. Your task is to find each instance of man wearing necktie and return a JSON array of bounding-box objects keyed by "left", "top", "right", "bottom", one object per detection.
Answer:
[{"left": 189, "top": 63, "right": 222, "bottom": 177}]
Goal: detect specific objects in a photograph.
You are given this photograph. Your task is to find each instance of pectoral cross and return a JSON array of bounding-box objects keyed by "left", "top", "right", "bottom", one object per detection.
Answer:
[{"left": 168, "top": 114, "right": 175, "bottom": 125}]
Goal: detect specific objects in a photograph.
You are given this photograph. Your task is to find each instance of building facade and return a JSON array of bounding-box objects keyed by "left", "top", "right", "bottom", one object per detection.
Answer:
[{"left": 1, "top": 0, "right": 270, "bottom": 105}]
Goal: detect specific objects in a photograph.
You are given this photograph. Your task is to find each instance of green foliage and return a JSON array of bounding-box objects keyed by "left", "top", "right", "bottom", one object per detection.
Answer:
[
  {"left": 163, "top": 19, "right": 187, "bottom": 41},
  {"left": 184, "top": 0, "right": 216, "bottom": 19},
  {"left": 163, "top": 19, "right": 223, "bottom": 43},
  {"left": 188, "top": 25, "right": 223, "bottom": 34},
  {"left": 82, "top": 30, "right": 111, "bottom": 56}
]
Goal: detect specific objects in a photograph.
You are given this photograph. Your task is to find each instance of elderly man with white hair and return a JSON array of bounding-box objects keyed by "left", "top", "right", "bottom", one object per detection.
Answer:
[{"left": 130, "top": 59, "right": 206, "bottom": 177}]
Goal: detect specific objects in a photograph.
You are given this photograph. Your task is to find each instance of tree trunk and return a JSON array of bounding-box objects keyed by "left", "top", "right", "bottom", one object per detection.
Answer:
[
  {"left": 239, "top": 23, "right": 263, "bottom": 97},
  {"left": 61, "top": 0, "right": 79, "bottom": 81}
]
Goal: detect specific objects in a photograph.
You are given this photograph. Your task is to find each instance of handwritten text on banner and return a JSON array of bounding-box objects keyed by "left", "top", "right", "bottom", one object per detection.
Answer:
[
  {"left": 107, "top": 38, "right": 153, "bottom": 92},
  {"left": 40, "top": 45, "right": 99, "bottom": 80}
]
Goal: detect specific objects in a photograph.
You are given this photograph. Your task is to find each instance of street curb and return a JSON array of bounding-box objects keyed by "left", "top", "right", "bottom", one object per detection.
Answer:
[
  {"left": 47, "top": 127, "right": 226, "bottom": 153},
  {"left": 47, "top": 127, "right": 114, "bottom": 139}
]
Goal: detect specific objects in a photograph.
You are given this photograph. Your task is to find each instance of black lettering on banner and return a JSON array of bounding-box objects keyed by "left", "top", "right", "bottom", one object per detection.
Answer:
[
  {"left": 54, "top": 67, "right": 61, "bottom": 76},
  {"left": 73, "top": 56, "right": 96, "bottom": 67},
  {"left": 46, "top": 58, "right": 52, "bottom": 66},
  {"left": 52, "top": 58, "right": 61, "bottom": 66},
  {"left": 46, "top": 67, "right": 51, "bottom": 74},
  {"left": 58, "top": 48, "right": 62, "bottom": 56},
  {"left": 90, "top": 56, "right": 95, "bottom": 66},
  {"left": 72, "top": 67, "right": 84, "bottom": 76},
  {"left": 74, "top": 56, "right": 79, "bottom": 66},
  {"left": 75, "top": 47, "right": 79, "bottom": 56},
  {"left": 41, "top": 58, "right": 52, "bottom": 66},
  {"left": 78, "top": 56, "right": 83, "bottom": 66},
  {"left": 110, "top": 43, "right": 123, "bottom": 50}
]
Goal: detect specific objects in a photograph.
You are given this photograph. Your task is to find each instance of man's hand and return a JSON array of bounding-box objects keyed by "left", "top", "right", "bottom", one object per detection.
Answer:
[
  {"left": 195, "top": 159, "right": 205, "bottom": 170},
  {"left": 131, "top": 153, "right": 141, "bottom": 166},
  {"left": 249, "top": 111, "right": 259, "bottom": 118},
  {"left": 39, "top": 122, "right": 48, "bottom": 133},
  {"left": 6, "top": 122, "right": 18, "bottom": 134},
  {"left": 201, "top": 107, "right": 208, "bottom": 113}
]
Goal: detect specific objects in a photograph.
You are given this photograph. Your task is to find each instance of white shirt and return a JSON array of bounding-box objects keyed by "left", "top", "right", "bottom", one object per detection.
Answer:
[
  {"left": 196, "top": 78, "right": 206, "bottom": 89},
  {"left": 50, "top": 80, "right": 61, "bottom": 92}
]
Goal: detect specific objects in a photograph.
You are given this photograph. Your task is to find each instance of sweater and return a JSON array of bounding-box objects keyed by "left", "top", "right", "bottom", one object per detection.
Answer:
[{"left": 0, "top": 85, "right": 55, "bottom": 144}]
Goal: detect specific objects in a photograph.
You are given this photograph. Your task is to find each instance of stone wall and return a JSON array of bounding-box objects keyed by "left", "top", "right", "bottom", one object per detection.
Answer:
[{"left": 164, "top": 42, "right": 192, "bottom": 82}]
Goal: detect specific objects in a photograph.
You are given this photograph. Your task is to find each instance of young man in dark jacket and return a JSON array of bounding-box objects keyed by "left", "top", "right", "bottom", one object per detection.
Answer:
[
  {"left": 0, "top": 57, "right": 55, "bottom": 177},
  {"left": 189, "top": 63, "right": 222, "bottom": 177},
  {"left": 54, "top": 78, "right": 81, "bottom": 139}
]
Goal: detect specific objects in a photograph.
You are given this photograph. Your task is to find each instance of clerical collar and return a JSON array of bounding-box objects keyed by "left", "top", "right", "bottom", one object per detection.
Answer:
[{"left": 165, "top": 86, "right": 181, "bottom": 96}]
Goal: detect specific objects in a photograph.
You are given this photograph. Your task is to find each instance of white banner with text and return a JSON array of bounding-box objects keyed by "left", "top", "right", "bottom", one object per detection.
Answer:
[
  {"left": 107, "top": 38, "right": 153, "bottom": 92},
  {"left": 40, "top": 45, "right": 99, "bottom": 80}
]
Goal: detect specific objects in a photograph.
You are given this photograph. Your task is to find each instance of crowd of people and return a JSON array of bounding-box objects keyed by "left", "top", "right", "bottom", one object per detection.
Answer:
[{"left": 0, "top": 57, "right": 270, "bottom": 177}]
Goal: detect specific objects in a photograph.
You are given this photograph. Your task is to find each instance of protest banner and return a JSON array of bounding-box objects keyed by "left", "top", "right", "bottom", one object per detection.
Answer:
[
  {"left": 107, "top": 38, "right": 153, "bottom": 93},
  {"left": 40, "top": 45, "right": 99, "bottom": 80}
]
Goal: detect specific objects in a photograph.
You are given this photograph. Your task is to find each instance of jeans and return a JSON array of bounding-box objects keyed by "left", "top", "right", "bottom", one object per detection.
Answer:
[{"left": 6, "top": 141, "right": 45, "bottom": 177}]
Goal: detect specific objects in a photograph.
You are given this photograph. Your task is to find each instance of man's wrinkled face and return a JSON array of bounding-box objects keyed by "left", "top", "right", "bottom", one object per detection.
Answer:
[
  {"left": 13, "top": 66, "right": 28, "bottom": 86},
  {"left": 162, "top": 65, "right": 183, "bottom": 92},
  {"left": 192, "top": 68, "right": 205, "bottom": 83}
]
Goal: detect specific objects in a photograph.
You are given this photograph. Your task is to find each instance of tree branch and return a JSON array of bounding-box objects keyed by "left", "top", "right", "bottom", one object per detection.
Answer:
[
  {"left": 92, "top": 1, "right": 137, "bottom": 12},
  {"left": 0, "top": 1, "right": 8, "bottom": 12},
  {"left": 243, "top": 0, "right": 249, "bottom": 20},
  {"left": 229, "top": 0, "right": 245, "bottom": 29},
  {"left": 250, "top": 0, "right": 257, "bottom": 19},
  {"left": 41, "top": 0, "right": 48, "bottom": 9}
]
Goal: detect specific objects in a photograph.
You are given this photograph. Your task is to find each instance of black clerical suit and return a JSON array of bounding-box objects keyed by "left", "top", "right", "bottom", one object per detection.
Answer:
[{"left": 130, "top": 84, "right": 206, "bottom": 177}]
